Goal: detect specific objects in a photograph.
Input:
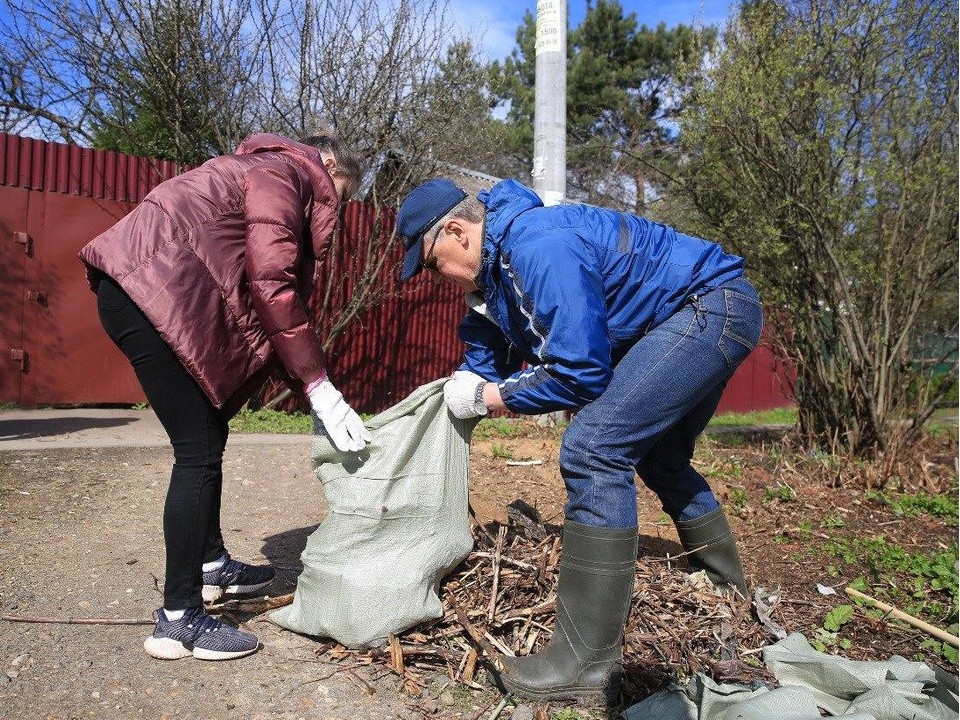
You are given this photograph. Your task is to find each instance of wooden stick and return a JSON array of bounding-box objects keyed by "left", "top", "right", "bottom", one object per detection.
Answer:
[
  {"left": 487, "top": 526, "right": 507, "bottom": 622},
  {"left": 1, "top": 615, "right": 153, "bottom": 625},
  {"left": 468, "top": 504, "right": 499, "bottom": 546},
  {"left": 462, "top": 647, "right": 478, "bottom": 684},
  {"left": 389, "top": 633, "right": 405, "bottom": 676},
  {"left": 845, "top": 587, "right": 960, "bottom": 648},
  {"left": 208, "top": 592, "right": 294, "bottom": 614},
  {"left": 471, "top": 553, "right": 540, "bottom": 573},
  {"left": 445, "top": 591, "right": 507, "bottom": 671},
  {"left": 485, "top": 695, "right": 511, "bottom": 720},
  {"left": 393, "top": 644, "right": 459, "bottom": 663}
]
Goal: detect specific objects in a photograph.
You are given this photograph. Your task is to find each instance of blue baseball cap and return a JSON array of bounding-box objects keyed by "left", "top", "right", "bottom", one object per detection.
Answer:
[{"left": 396, "top": 179, "right": 468, "bottom": 282}]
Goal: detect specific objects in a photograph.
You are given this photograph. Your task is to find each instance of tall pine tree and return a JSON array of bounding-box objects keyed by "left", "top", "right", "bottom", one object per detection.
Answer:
[{"left": 488, "top": 0, "right": 715, "bottom": 212}]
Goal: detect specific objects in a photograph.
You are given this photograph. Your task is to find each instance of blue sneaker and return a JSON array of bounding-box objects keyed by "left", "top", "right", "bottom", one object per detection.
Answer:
[
  {"left": 143, "top": 607, "right": 259, "bottom": 660},
  {"left": 201, "top": 553, "right": 276, "bottom": 603}
]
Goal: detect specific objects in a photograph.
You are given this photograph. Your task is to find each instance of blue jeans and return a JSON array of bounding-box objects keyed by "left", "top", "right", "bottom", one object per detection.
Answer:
[{"left": 559, "top": 276, "right": 763, "bottom": 528}]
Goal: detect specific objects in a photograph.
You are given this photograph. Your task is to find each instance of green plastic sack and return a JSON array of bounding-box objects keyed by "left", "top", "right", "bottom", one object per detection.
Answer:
[{"left": 271, "top": 379, "right": 476, "bottom": 648}]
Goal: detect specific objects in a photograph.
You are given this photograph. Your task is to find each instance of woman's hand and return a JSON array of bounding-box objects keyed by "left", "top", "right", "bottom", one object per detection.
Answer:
[{"left": 308, "top": 380, "right": 371, "bottom": 452}]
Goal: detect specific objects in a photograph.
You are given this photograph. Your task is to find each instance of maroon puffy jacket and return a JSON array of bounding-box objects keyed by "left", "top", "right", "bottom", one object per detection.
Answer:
[{"left": 79, "top": 134, "right": 339, "bottom": 414}]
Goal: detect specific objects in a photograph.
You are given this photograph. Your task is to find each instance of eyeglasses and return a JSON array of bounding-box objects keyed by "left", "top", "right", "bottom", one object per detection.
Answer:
[{"left": 421, "top": 225, "right": 443, "bottom": 272}]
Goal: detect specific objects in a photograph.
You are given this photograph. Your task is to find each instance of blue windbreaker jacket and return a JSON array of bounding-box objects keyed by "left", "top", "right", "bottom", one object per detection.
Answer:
[{"left": 459, "top": 180, "right": 745, "bottom": 414}]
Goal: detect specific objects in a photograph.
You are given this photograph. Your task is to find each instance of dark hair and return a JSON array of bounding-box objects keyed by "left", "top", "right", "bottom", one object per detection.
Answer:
[{"left": 301, "top": 134, "right": 364, "bottom": 199}]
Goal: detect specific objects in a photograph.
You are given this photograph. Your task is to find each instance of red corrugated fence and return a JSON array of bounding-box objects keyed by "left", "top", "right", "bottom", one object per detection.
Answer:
[{"left": 0, "top": 133, "right": 792, "bottom": 415}]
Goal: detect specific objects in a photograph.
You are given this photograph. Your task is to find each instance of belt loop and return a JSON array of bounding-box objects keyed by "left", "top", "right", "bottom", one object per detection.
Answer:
[{"left": 687, "top": 293, "right": 707, "bottom": 330}]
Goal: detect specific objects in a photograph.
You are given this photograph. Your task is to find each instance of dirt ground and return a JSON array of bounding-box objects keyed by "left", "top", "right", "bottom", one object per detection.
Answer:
[{"left": 0, "top": 420, "right": 957, "bottom": 720}]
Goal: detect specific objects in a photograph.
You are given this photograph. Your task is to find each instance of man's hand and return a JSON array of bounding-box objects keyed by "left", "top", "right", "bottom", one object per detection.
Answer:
[
  {"left": 444, "top": 371, "right": 489, "bottom": 419},
  {"left": 308, "top": 380, "right": 372, "bottom": 452}
]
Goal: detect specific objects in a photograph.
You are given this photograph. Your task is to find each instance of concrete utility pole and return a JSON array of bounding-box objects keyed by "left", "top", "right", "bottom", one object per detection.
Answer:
[
  {"left": 533, "top": 0, "right": 568, "bottom": 427},
  {"left": 533, "top": 0, "right": 567, "bottom": 207}
]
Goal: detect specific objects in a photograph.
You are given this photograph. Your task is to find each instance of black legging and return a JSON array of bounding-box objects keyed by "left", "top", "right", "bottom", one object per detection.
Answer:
[{"left": 97, "top": 276, "right": 229, "bottom": 609}]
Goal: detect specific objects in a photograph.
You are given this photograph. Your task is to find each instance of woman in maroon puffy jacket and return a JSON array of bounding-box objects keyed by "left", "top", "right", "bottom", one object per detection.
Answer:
[{"left": 79, "top": 133, "right": 371, "bottom": 661}]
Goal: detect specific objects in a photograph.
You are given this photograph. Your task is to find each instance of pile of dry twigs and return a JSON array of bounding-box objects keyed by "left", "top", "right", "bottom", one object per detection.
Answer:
[{"left": 268, "top": 509, "right": 777, "bottom": 702}]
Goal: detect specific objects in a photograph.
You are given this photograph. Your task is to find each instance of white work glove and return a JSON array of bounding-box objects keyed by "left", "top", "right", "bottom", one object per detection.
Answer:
[
  {"left": 444, "top": 370, "right": 489, "bottom": 420},
  {"left": 308, "top": 380, "right": 372, "bottom": 452}
]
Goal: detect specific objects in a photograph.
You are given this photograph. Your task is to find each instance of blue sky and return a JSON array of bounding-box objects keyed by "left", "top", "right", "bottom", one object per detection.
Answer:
[{"left": 448, "top": 0, "right": 734, "bottom": 62}]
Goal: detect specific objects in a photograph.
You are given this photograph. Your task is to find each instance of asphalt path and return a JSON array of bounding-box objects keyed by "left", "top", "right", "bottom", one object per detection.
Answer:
[{"left": 0, "top": 408, "right": 310, "bottom": 451}]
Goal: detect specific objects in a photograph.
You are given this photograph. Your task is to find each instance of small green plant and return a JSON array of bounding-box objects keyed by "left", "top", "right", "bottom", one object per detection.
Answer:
[
  {"left": 701, "top": 457, "right": 746, "bottom": 479},
  {"left": 811, "top": 604, "right": 855, "bottom": 652},
  {"left": 132, "top": 402, "right": 149, "bottom": 410},
  {"left": 823, "top": 604, "right": 855, "bottom": 632},
  {"left": 763, "top": 483, "right": 796, "bottom": 502},
  {"left": 552, "top": 709, "right": 594, "bottom": 720},
  {"left": 490, "top": 443, "right": 514, "bottom": 460},
  {"left": 866, "top": 490, "right": 959, "bottom": 525},
  {"left": 821, "top": 515, "right": 846, "bottom": 529},
  {"left": 812, "top": 627, "right": 853, "bottom": 652},
  {"left": 474, "top": 417, "right": 525, "bottom": 440},
  {"left": 729, "top": 487, "right": 749, "bottom": 511},
  {"left": 922, "top": 635, "right": 960, "bottom": 664}
]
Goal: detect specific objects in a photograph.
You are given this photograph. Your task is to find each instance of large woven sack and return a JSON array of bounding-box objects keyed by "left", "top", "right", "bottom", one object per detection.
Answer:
[{"left": 270, "top": 379, "right": 476, "bottom": 648}]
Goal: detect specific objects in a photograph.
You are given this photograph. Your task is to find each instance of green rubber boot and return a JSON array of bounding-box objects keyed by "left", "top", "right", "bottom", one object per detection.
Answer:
[
  {"left": 498, "top": 521, "right": 638, "bottom": 704},
  {"left": 675, "top": 506, "right": 748, "bottom": 598}
]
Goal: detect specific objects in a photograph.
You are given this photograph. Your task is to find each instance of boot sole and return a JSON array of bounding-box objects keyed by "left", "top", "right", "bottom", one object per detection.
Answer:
[
  {"left": 201, "top": 580, "right": 273, "bottom": 603},
  {"left": 500, "top": 677, "right": 616, "bottom": 705},
  {"left": 143, "top": 636, "right": 258, "bottom": 661}
]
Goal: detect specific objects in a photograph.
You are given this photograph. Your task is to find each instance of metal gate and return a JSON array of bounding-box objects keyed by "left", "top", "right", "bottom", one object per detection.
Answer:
[{"left": 0, "top": 185, "right": 30, "bottom": 402}]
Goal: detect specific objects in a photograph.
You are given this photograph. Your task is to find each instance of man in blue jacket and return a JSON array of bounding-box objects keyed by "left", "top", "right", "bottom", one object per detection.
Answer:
[{"left": 396, "top": 178, "right": 763, "bottom": 703}]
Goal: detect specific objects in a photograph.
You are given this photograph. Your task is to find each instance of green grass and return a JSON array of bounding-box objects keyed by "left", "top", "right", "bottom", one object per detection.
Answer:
[
  {"left": 708, "top": 406, "right": 797, "bottom": 427},
  {"left": 841, "top": 544, "right": 958, "bottom": 663},
  {"left": 926, "top": 407, "right": 959, "bottom": 436},
  {"left": 474, "top": 417, "right": 526, "bottom": 441},
  {"left": 228, "top": 408, "right": 312, "bottom": 434},
  {"left": 824, "top": 535, "right": 959, "bottom": 647},
  {"left": 867, "top": 489, "right": 959, "bottom": 525},
  {"left": 551, "top": 709, "right": 599, "bottom": 720}
]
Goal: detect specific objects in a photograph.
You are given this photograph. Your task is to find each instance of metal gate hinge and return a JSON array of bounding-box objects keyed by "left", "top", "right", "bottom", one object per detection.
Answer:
[
  {"left": 9, "top": 348, "right": 28, "bottom": 373},
  {"left": 13, "top": 231, "right": 32, "bottom": 256}
]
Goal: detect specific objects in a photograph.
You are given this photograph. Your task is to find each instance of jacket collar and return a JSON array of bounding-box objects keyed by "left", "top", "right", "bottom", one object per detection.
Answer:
[
  {"left": 476, "top": 179, "right": 544, "bottom": 297},
  {"left": 235, "top": 133, "right": 340, "bottom": 257}
]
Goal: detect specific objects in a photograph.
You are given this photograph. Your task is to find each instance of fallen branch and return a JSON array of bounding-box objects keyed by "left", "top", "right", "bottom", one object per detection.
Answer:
[
  {"left": 446, "top": 591, "right": 507, "bottom": 671},
  {"left": 389, "top": 633, "right": 405, "bottom": 676},
  {"left": 1, "top": 614, "right": 153, "bottom": 625},
  {"left": 208, "top": 593, "right": 294, "bottom": 614},
  {"left": 471, "top": 553, "right": 540, "bottom": 573},
  {"left": 845, "top": 587, "right": 959, "bottom": 648},
  {"left": 485, "top": 694, "right": 511, "bottom": 720},
  {"left": 487, "top": 526, "right": 506, "bottom": 622}
]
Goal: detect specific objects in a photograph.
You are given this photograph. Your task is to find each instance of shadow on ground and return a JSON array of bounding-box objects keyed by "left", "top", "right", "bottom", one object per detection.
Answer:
[
  {"left": 0, "top": 416, "right": 136, "bottom": 440},
  {"left": 261, "top": 523, "right": 321, "bottom": 595}
]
